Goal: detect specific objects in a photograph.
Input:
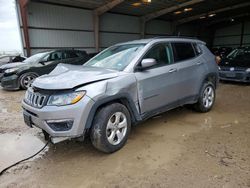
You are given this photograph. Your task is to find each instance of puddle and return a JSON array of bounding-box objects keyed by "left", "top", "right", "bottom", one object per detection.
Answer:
[{"left": 0, "top": 131, "right": 49, "bottom": 171}]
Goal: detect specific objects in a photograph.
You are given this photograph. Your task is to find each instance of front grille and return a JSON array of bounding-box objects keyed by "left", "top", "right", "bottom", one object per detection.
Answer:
[
  {"left": 219, "top": 72, "right": 245, "bottom": 80},
  {"left": 25, "top": 89, "right": 47, "bottom": 108},
  {"left": 220, "top": 66, "right": 246, "bottom": 71}
]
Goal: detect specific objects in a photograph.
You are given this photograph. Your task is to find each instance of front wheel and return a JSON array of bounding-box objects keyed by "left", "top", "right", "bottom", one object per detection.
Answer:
[
  {"left": 194, "top": 82, "right": 216, "bottom": 112},
  {"left": 19, "top": 73, "right": 37, "bottom": 89},
  {"left": 90, "top": 103, "right": 131, "bottom": 153}
]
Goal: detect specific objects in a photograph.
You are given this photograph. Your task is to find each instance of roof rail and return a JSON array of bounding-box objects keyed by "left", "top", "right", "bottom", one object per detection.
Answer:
[{"left": 152, "top": 36, "right": 198, "bottom": 40}]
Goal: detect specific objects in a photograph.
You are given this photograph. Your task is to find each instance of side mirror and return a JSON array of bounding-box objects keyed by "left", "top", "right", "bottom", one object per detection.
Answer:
[
  {"left": 135, "top": 58, "right": 157, "bottom": 71},
  {"left": 141, "top": 58, "right": 157, "bottom": 68}
]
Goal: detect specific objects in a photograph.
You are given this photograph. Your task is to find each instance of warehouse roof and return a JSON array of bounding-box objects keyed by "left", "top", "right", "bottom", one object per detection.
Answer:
[{"left": 33, "top": 0, "right": 250, "bottom": 24}]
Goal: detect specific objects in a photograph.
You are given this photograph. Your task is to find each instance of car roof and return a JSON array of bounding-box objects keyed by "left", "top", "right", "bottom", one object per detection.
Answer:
[{"left": 117, "top": 36, "right": 205, "bottom": 46}]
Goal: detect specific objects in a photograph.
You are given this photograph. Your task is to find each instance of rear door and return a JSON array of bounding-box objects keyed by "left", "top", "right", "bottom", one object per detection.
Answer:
[
  {"left": 171, "top": 42, "right": 207, "bottom": 101},
  {"left": 135, "top": 42, "right": 182, "bottom": 114}
]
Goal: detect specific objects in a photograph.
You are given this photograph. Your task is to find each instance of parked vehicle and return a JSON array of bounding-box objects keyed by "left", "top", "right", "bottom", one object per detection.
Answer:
[
  {"left": 88, "top": 52, "right": 99, "bottom": 58},
  {"left": 211, "top": 47, "right": 233, "bottom": 59},
  {"left": 22, "top": 38, "right": 218, "bottom": 153},
  {"left": 0, "top": 50, "right": 89, "bottom": 90},
  {"left": 0, "top": 55, "right": 26, "bottom": 66},
  {"left": 219, "top": 47, "right": 250, "bottom": 83}
]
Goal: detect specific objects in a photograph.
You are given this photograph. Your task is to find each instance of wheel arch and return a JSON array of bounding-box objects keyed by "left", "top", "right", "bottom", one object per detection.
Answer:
[
  {"left": 203, "top": 72, "right": 218, "bottom": 89},
  {"left": 85, "top": 94, "right": 142, "bottom": 130},
  {"left": 18, "top": 71, "right": 40, "bottom": 89}
]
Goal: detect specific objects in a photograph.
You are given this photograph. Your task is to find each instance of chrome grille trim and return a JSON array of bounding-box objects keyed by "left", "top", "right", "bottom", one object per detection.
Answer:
[{"left": 25, "top": 88, "right": 47, "bottom": 108}]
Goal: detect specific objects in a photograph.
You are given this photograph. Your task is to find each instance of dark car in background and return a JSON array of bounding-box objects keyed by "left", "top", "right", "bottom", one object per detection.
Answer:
[
  {"left": 211, "top": 47, "right": 233, "bottom": 59},
  {"left": 0, "top": 49, "right": 89, "bottom": 90},
  {"left": 219, "top": 47, "right": 250, "bottom": 83},
  {"left": 0, "top": 55, "right": 26, "bottom": 66}
]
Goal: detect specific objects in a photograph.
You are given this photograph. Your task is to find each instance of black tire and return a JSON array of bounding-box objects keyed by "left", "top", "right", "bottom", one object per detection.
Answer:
[
  {"left": 90, "top": 103, "right": 131, "bottom": 153},
  {"left": 42, "top": 130, "right": 50, "bottom": 141},
  {"left": 19, "top": 73, "right": 37, "bottom": 89},
  {"left": 194, "top": 82, "right": 216, "bottom": 113}
]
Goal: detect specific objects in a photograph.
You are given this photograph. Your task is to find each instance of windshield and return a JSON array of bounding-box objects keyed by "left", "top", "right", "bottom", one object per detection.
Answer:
[
  {"left": 226, "top": 48, "right": 250, "bottom": 60},
  {"left": 84, "top": 44, "right": 145, "bottom": 71},
  {"left": 23, "top": 52, "right": 49, "bottom": 64}
]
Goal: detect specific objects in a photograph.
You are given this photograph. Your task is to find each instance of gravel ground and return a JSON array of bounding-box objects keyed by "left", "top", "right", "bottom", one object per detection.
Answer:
[{"left": 0, "top": 83, "right": 249, "bottom": 188}]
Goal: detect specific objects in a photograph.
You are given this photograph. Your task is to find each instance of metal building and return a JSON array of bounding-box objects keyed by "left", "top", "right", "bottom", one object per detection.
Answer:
[{"left": 16, "top": 0, "right": 250, "bottom": 56}]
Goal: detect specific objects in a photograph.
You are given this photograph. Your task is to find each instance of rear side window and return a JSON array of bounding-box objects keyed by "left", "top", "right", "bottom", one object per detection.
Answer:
[
  {"left": 63, "top": 51, "right": 78, "bottom": 59},
  {"left": 171, "top": 42, "right": 195, "bottom": 62},
  {"left": 76, "top": 51, "right": 87, "bottom": 57}
]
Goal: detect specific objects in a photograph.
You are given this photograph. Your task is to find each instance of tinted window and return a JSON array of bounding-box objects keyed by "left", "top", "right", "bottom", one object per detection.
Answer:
[
  {"left": 76, "top": 51, "right": 87, "bottom": 57},
  {"left": 172, "top": 42, "right": 195, "bottom": 62},
  {"left": 143, "top": 43, "right": 172, "bottom": 67},
  {"left": 65, "top": 51, "right": 78, "bottom": 59},
  {"left": 227, "top": 48, "right": 250, "bottom": 61},
  {"left": 49, "top": 52, "right": 62, "bottom": 61}
]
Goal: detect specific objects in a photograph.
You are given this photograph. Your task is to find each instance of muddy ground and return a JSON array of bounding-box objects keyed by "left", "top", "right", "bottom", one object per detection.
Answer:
[{"left": 0, "top": 83, "right": 249, "bottom": 188}]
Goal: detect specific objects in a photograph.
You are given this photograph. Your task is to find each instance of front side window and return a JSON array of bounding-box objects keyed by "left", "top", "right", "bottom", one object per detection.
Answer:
[
  {"left": 142, "top": 43, "right": 173, "bottom": 68},
  {"left": 49, "top": 52, "right": 62, "bottom": 61},
  {"left": 84, "top": 44, "right": 145, "bottom": 71},
  {"left": 172, "top": 42, "right": 195, "bottom": 62}
]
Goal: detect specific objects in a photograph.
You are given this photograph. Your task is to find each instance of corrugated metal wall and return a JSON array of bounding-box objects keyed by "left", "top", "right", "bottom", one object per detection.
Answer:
[
  {"left": 213, "top": 22, "right": 250, "bottom": 47},
  {"left": 18, "top": 1, "right": 175, "bottom": 55}
]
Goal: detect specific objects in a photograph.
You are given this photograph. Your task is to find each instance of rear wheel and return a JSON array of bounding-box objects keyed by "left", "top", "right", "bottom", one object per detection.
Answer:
[
  {"left": 90, "top": 103, "right": 131, "bottom": 153},
  {"left": 194, "top": 82, "right": 215, "bottom": 112},
  {"left": 19, "top": 73, "right": 37, "bottom": 89}
]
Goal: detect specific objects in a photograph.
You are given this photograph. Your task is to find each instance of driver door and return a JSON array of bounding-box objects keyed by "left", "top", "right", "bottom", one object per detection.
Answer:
[{"left": 135, "top": 43, "right": 180, "bottom": 115}]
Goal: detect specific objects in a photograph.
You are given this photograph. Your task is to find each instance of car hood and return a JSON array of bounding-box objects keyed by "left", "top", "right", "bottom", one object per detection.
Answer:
[
  {"left": 32, "top": 64, "right": 119, "bottom": 90},
  {"left": 0, "top": 62, "right": 25, "bottom": 70}
]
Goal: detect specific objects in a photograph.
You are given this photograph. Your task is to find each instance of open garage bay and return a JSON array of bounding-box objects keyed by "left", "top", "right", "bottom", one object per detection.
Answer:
[{"left": 0, "top": 83, "right": 249, "bottom": 188}]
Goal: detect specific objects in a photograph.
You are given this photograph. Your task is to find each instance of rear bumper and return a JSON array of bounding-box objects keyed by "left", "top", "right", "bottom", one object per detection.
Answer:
[
  {"left": 219, "top": 71, "right": 250, "bottom": 83},
  {"left": 1, "top": 74, "right": 20, "bottom": 90},
  {"left": 22, "top": 95, "right": 95, "bottom": 143}
]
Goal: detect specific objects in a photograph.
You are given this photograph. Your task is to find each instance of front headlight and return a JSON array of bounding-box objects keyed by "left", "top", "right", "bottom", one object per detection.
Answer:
[
  {"left": 246, "top": 68, "right": 250, "bottom": 72},
  {"left": 47, "top": 91, "right": 86, "bottom": 106},
  {"left": 5, "top": 68, "right": 19, "bottom": 74}
]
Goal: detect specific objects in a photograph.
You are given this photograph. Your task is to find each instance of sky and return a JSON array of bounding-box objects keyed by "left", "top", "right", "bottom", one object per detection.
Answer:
[{"left": 0, "top": 0, "right": 22, "bottom": 53}]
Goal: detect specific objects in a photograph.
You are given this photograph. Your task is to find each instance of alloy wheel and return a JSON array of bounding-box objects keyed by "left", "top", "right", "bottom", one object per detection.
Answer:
[
  {"left": 106, "top": 112, "right": 128, "bottom": 145},
  {"left": 202, "top": 86, "right": 214, "bottom": 108}
]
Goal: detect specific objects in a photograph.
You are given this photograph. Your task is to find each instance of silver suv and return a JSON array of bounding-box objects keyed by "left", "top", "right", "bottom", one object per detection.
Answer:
[{"left": 22, "top": 37, "right": 218, "bottom": 153}]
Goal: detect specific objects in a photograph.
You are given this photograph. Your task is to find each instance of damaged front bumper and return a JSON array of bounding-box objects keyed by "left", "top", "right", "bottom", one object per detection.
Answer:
[{"left": 22, "top": 95, "right": 95, "bottom": 144}]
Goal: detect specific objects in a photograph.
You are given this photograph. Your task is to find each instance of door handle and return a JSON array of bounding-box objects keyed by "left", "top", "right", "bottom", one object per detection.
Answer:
[{"left": 168, "top": 68, "right": 177, "bottom": 73}]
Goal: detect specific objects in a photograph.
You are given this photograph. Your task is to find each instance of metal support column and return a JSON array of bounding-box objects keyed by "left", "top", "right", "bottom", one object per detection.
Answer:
[
  {"left": 93, "top": 12, "right": 100, "bottom": 52},
  {"left": 19, "top": 0, "right": 30, "bottom": 57}
]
